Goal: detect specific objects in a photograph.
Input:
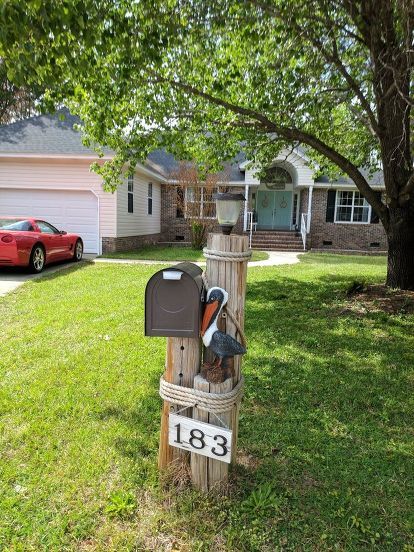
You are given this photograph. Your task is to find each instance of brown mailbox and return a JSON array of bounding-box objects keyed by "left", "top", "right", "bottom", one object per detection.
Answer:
[{"left": 145, "top": 262, "right": 205, "bottom": 338}]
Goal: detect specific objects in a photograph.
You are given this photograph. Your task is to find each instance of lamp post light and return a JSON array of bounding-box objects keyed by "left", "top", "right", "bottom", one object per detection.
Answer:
[{"left": 213, "top": 192, "right": 245, "bottom": 235}]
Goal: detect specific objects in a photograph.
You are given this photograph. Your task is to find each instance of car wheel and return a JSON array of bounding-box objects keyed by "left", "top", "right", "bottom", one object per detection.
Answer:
[
  {"left": 73, "top": 239, "right": 83, "bottom": 262},
  {"left": 29, "top": 245, "right": 45, "bottom": 273}
]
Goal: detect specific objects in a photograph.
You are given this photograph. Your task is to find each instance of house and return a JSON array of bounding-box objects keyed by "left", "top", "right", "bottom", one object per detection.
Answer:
[
  {"left": 0, "top": 111, "right": 166, "bottom": 254},
  {"left": 161, "top": 148, "right": 387, "bottom": 253},
  {"left": 0, "top": 111, "right": 387, "bottom": 254}
]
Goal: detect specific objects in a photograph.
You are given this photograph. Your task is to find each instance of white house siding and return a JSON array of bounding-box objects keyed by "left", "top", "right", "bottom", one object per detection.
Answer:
[
  {"left": 116, "top": 169, "right": 161, "bottom": 237},
  {"left": 0, "top": 157, "right": 117, "bottom": 244},
  {"left": 0, "top": 188, "right": 99, "bottom": 253},
  {"left": 244, "top": 149, "right": 314, "bottom": 189}
]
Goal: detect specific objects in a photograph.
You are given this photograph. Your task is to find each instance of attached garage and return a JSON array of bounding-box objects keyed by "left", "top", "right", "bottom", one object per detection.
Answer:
[{"left": 0, "top": 188, "right": 99, "bottom": 253}]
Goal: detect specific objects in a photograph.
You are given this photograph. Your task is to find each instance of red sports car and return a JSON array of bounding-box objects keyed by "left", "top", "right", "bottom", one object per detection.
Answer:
[{"left": 0, "top": 217, "right": 83, "bottom": 273}]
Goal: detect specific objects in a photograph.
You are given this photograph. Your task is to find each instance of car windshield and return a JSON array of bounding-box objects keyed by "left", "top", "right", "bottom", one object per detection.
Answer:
[{"left": 0, "top": 218, "right": 34, "bottom": 231}]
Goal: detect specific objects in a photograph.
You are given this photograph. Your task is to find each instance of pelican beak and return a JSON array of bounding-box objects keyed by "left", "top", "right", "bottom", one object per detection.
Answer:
[{"left": 201, "top": 300, "right": 219, "bottom": 336}]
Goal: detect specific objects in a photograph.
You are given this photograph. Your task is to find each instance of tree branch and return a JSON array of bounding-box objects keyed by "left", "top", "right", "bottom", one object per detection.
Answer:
[
  {"left": 246, "top": 0, "right": 381, "bottom": 136},
  {"left": 151, "top": 73, "right": 388, "bottom": 224}
]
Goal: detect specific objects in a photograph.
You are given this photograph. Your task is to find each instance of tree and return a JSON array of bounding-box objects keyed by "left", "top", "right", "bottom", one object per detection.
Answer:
[
  {"left": 171, "top": 162, "right": 226, "bottom": 249},
  {"left": 0, "top": 60, "right": 36, "bottom": 123},
  {"left": 0, "top": 1, "right": 412, "bottom": 287}
]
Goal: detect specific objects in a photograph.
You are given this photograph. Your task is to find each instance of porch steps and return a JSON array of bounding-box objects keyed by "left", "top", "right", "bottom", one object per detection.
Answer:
[{"left": 247, "top": 230, "right": 304, "bottom": 252}]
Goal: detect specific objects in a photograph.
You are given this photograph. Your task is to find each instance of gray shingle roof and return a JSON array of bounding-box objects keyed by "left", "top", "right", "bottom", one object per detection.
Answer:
[
  {"left": 0, "top": 111, "right": 383, "bottom": 186},
  {"left": 0, "top": 111, "right": 245, "bottom": 181},
  {"left": 146, "top": 149, "right": 246, "bottom": 182},
  {"left": 315, "top": 168, "right": 384, "bottom": 187},
  {"left": 0, "top": 109, "right": 105, "bottom": 155}
]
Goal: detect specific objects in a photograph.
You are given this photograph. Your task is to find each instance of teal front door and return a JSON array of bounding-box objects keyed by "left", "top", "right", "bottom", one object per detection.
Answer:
[{"left": 257, "top": 191, "right": 292, "bottom": 229}]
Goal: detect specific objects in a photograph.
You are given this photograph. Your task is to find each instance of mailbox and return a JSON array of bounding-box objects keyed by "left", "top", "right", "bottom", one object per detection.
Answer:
[{"left": 145, "top": 262, "right": 205, "bottom": 337}]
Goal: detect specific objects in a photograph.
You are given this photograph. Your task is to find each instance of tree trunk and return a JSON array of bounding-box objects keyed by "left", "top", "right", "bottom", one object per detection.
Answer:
[{"left": 386, "top": 209, "right": 414, "bottom": 290}]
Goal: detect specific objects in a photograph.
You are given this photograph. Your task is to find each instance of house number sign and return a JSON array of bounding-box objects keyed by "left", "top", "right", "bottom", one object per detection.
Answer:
[{"left": 168, "top": 413, "right": 232, "bottom": 464}]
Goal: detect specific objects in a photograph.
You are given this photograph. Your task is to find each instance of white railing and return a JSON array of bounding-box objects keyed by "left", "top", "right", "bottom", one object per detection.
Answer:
[
  {"left": 247, "top": 211, "right": 257, "bottom": 248},
  {"left": 301, "top": 213, "right": 308, "bottom": 250}
]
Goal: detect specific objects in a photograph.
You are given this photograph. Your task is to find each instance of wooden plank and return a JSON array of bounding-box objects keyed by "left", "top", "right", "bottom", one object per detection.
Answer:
[
  {"left": 203, "top": 232, "right": 249, "bottom": 468},
  {"left": 158, "top": 336, "right": 201, "bottom": 470},
  {"left": 207, "top": 377, "right": 233, "bottom": 489},
  {"left": 230, "top": 234, "right": 248, "bottom": 462},
  {"left": 191, "top": 375, "right": 210, "bottom": 491}
]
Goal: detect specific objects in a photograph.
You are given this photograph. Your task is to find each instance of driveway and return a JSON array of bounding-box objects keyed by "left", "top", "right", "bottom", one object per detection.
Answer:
[{"left": 0, "top": 255, "right": 95, "bottom": 297}]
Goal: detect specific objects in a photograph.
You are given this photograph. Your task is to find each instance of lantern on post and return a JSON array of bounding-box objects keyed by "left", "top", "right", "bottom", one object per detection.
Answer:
[{"left": 213, "top": 192, "right": 245, "bottom": 235}]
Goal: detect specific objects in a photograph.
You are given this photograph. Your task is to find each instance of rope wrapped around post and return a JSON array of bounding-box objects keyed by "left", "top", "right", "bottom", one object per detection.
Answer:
[
  {"left": 159, "top": 375, "right": 244, "bottom": 414},
  {"left": 203, "top": 248, "right": 252, "bottom": 263}
]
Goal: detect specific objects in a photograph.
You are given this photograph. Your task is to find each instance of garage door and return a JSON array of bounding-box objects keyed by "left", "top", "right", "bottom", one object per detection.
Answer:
[{"left": 0, "top": 189, "right": 99, "bottom": 253}]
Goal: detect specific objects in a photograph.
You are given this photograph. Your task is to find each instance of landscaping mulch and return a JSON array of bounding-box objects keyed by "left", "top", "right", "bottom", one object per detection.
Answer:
[{"left": 344, "top": 283, "right": 414, "bottom": 315}]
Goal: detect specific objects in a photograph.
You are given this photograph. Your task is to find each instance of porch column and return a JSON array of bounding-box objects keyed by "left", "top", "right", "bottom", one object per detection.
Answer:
[
  {"left": 307, "top": 185, "right": 313, "bottom": 233},
  {"left": 243, "top": 184, "right": 249, "bottom": 231}
]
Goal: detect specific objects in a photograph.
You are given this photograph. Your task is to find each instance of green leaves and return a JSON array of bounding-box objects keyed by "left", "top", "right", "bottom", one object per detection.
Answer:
[{"left": 0, "top": 0, "right": 411, "bottom": 200}]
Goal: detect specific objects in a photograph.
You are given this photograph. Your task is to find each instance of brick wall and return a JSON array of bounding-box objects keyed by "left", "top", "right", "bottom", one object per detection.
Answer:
[
  {"left": 309, "top": 188, "right": 387, "bottom": 252},
  {"left": 102, "top": 233, "right": 161, "bottom": 253},
  {"left": 161, "top": 184, "right": 245, "bottom": 242}
]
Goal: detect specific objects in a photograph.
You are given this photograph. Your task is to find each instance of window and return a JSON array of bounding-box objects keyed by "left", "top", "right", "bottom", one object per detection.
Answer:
[
  {"left": 36, "top": 221, "right": 60, "bottom": 234},
  {"left": 147, "top": 182, "right": 153, "bottom": 215},
  {"left": 0, "top": 219, "right": 34, "bottom": 231},
  {"left": 262, "top": 166, "right": 292, "bottom": 190},
  {"left": 127, "top": 174, "right": 134, "bottom": 213},
  {"left": 186, "top": 186, "right": 216, "bottom": 219},
  {"left": 335, "top": 190, "right": 371, "bottom": 223}
]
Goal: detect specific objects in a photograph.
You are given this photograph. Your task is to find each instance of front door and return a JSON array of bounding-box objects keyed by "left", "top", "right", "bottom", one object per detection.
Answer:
[{"left": 257, "top": 191, "right": 293, "bottom": 229}]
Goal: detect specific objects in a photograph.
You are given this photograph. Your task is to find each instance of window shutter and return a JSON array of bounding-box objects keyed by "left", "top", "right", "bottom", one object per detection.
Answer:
[
  {"left": 370, "top": 191, "right": 382, "bottom": 223},
  {"left": 326, "top": 190, "right": 336, "bottom": 222}
]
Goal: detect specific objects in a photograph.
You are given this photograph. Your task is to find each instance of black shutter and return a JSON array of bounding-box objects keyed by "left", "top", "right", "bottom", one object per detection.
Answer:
[
  {"left": 370, "top": 191, "right": 382, "bottom": 223},
  {"left": 326, "top": 190, "right": 336, "bottom": 222},
  {"left": 128, "top": 192, "right": 134, "bottom": 213}
]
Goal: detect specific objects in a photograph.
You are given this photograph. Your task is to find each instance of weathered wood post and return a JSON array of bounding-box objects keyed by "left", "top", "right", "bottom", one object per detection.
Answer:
[
  {"left": 191, "top": 232, "right": 250, "bottom": 490},
  {"left": 144, "top": 263, "right": 204, "bottom": 472},
  {"left": 145, "top": 238, "right": 248, "bottom": 490},
  {"left": 158, "top": 337, "right": 200, "bottom": 469}
]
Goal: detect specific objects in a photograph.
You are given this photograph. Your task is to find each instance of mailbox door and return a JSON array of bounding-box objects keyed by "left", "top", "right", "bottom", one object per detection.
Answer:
[{"left": 145, "top": 271, "right": 202, "bottom": 337}]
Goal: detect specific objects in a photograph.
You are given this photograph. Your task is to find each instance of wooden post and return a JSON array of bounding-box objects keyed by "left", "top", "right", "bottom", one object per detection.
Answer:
[
  {"left": 204, "top": 233, "right": 249, "bottom": 464},
  {"left": 158, "top": 337, "right": 201, "bottom": 470},
  {"left": 191, "top": 375, "right": 233, "bottom": 491}
]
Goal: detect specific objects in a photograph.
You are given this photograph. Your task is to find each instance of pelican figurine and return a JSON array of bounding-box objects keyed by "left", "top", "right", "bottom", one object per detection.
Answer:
[{"left": 201, "top": 287, "right": 246, "bottom": 382}]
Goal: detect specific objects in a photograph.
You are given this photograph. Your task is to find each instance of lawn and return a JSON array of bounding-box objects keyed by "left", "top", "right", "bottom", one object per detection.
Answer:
[
  {"left": 101, "top": 245, "right": 269, "bottom": 263},
  {"left": 0, "top": 254, "right": 413, "bottom": 551}
]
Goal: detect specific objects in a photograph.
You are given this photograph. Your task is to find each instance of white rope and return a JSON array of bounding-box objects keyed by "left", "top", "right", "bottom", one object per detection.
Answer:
[
  {"left": 159, "top": 375, "right": 245, "bottom": 413},
  {"left": 203, "top": 248, "right": 252, "bottom": 262}
]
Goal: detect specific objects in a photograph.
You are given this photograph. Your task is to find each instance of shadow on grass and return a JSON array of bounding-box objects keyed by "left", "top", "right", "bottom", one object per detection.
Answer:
[
  {"left": 236, "top": 273, "right": 413, "bottom": 543},
  {"left": 91, "top": 268, "right": 413, "bottom": 549}
]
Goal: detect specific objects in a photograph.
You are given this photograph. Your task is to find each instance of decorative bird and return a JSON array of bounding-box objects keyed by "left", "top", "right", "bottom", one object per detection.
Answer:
[{"left": 201, "top": 287, "right": 246, "bottom": 383}]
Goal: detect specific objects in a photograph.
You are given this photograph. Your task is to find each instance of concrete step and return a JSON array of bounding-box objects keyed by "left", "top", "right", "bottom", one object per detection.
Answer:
[
  {"left": 252, "top": 246, "right": 304, "bottom": 252},
  {"left": 251, "top": 237, "right": 303, "bottom": 243},
  {"left": 251, "top": 237, "right": 302, "bottom": 243}
]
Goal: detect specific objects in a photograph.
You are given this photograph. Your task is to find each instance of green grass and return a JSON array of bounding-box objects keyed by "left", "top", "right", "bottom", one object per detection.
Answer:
[
  {"left": 101, "top": 245, "right": 269, "bottom": 262},
  {"left": 0, "top": 253, "right": 413, "bottom": 551}
]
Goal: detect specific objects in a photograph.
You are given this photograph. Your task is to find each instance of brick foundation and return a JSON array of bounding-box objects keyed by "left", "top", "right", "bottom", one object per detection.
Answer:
[
  {"left": 102, "top": 233, "right": 161, "bottom": 253},
  {"left": 309, "top": 188, "right": 387, "bottom": 252}
]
